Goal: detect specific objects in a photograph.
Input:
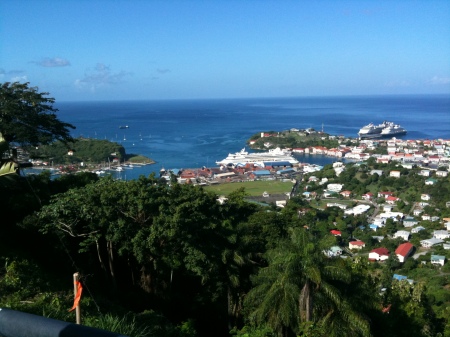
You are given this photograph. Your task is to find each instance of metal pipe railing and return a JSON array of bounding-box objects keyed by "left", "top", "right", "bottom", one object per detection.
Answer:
[{"left": 0, "top": 308, "right": 129, "bottom": 337}]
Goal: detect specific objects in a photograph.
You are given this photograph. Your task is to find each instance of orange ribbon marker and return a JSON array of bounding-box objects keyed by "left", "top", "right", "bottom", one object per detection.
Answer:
[{"left": 69, "top": 280, "right": 83, "bottom": 312}]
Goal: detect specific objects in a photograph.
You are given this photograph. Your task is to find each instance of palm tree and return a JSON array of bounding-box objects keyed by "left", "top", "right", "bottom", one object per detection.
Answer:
[{"left": 244, "top": 228, "right": 371, "bottom": 337}]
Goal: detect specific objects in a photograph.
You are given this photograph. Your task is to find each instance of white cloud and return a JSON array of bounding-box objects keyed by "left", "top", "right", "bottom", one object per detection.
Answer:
[
  {"left": 34, "top": 57, "right": 71, "bottom": 67},
  {"left": 426, "top": 76, "right": 450, "bottom": 85},
  {"left": 10, "top": 75, "right": 28, "bottom": 82},
  {"left": 0, "top": 69, "right": 26, "bottom": 81},
  {"left": 74, "top": 63, "right": 130, "bottom": 92}
]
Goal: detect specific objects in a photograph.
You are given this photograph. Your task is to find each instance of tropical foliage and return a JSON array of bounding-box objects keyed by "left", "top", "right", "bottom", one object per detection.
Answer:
[
  {"left": 244, "top": 228, "right": 371, "bottom": 337},
  {"left": 1, "top": 82, "right": 450, "bottom": 337},
  {"left": 0, "top": 82, "right": 75, "bottom": 149},
  {"left": 27, "top": 138, "right": 127, "bottom": 164}
]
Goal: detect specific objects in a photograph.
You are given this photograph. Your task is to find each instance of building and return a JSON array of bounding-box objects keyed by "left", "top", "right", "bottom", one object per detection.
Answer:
[
  {"left": 421, "top": 194, "right": 431, "bottom": 201},
  {"left": 403, "top": 217, "right": 419, "bottom": 228},
  {"left": 431, "top": 255, "right": 446, "bottom": 266},
  {"left": 393, "top": 274, "right": 414, "bottom": 284},
  {"left": 349, "top": 240, "right": 365, "bottom": 250},
  {"left": 411, "top": 226, "right": 425, "bottom": 233},
  {"left": 344, "top": 204, "right": 371, "bottom": 216},
  {"left": 395, "top": 242, "right": 414, "bottom": 263},
  {"left": 436, "top": 171, "right": 448, "bottom": 177},
  {"left": 386, "top": 196, "right": 400, "bottom": 205},
  {"left": 327, "top": 183, "right": 343, "bottom": 192},
  {"left": 419, "top": 170, "right": 431, "bottom": 177},
  {"left": 393, "top": 230, "right": 410, "bottom": 241},
  {"left": 368, "top": 248, "right": 390, "bottom": 261},
  {"left": 420, "top": 238, "right": 444, "bottom": 248},
  {"left": 433, "top": 230, "right": 450, "bottom": 240},
  {"left": 362, "top": 192, "right": 374, "bottom": 200},
  {"left": 425, "top": 178, "right": 438, "bottom": 185},
  {"left": 323, "top": 246, "right": 343, "bottom": 257}
]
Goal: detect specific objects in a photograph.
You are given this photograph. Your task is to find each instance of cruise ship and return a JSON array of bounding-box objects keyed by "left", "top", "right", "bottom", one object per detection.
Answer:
[
  {"left": 358, "top": 121, "right": 390, "bottom": 139},
  {"left": 216, "top": 147, "right": 299, "bottom": 167},
  {"left": 380, "top": 124, "right": 407, "bottom": 137},
  {"left": 358, "top": 121, "right": 407, "bottom": 139}
]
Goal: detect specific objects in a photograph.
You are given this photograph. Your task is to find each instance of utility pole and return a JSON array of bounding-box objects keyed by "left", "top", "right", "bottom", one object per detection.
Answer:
[{"left": 73, "top": 272, "right": 81, "bottom": 324}]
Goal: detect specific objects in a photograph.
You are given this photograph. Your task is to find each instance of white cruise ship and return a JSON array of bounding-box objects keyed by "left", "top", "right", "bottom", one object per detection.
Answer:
[
  {"left": 216, "top": 147, "right": 299, "bottom": 167},
  {"left": 358, "top": 121, "right": 390, "bottom": 139},
  {"left": 380, "top": 124, "right": 407, "bottom": 137}
]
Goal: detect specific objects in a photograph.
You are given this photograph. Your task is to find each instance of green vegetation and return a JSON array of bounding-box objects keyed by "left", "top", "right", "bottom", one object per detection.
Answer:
[
  {"left": 0, "top": 82, "right": 75, "bottom": 149},
  {"left": 2, "top": 83, "right": 450, "bottom": 337},
  {"left": 204, "top": 180, "right": 293, "bottom": 196},
  {"left": 249, "top": 129, "right": 341, "bottom": 150},
  {"left": 127, "top": 154, "right": 154, "bottom": 164},
  {"left": 26, "top": 137, "right": 154, "bottom": 167},
  {"left": 27, "top": 137, "right": 127, "bottom": 164},
  {"left": 0, "top": 82, "right": 75, "bottom": 182}
]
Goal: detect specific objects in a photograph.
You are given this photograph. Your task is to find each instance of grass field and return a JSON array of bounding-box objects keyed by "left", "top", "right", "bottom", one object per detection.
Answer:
[{"left": 204, "top": 180, "right": 294, "bottom": 196}]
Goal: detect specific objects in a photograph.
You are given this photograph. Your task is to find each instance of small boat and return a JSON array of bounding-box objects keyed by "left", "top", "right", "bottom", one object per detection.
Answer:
[{"left": 119, "top": 125, "right": 129, "bottom": 129}]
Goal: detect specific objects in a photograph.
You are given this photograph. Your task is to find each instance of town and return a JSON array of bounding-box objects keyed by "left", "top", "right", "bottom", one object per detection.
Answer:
[{"left": 169, "top": 128, "right": 450, "bottom": 272}]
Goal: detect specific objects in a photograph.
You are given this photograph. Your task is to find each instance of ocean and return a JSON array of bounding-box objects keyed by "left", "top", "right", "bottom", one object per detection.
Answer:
[{"left": 53, "top": 95, "right": 450, "bottom": 180}]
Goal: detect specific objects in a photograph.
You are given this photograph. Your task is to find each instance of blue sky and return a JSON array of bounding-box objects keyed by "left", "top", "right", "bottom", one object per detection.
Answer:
[{"left": 1, "top": 0, "right": 449, "bottom": 101}]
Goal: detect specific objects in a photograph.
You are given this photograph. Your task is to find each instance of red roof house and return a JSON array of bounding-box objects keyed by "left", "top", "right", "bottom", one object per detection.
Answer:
[
  {"left": 340, "top": 190, "right": 352, "bottom": 198},
  {"left": 378, "top": 191, "right": 394, "bottom": 198},
  {"left": 395, "top": 242, "right": 414, "bottom": 263},
  {"left": 349, "top": 241, "right": 365, "bottom": 250},
  {"left": 369, "top": 248, "right": 390, "bottom": 261},
  {"left": 330, "top": 230, "right": 342, "bottom": 236},
  {"left": 386, "top": 196, "right": 400, "bottom": 205},
  {"left": 362, "top": 192, "right": 373, "bottom": 200}
]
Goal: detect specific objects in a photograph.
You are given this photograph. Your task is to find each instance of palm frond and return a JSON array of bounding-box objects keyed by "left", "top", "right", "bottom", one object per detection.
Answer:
[{"left": 0, "top": 160, "right": 19, "bottom": 187}]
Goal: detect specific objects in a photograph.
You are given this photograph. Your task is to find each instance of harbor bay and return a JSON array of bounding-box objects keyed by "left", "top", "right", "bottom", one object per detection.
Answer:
[{"left": 54, "top": 95, "right": 450, "bottom": 180}]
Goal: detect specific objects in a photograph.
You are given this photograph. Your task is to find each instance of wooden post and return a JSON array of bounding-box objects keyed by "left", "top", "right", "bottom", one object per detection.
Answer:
[{"left": 73, "top": 272, "right": 81, "bottom": 324}]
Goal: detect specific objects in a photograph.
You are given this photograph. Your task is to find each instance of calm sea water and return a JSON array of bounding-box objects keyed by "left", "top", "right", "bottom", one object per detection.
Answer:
[{"left": 53, "top": 95, "right": 450, "bottom": 180}]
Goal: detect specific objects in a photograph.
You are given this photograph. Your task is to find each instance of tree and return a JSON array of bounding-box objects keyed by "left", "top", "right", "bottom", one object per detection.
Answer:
[
  {"left": 244, "top": 228, "right": 370, "bottom": 337},
  {"left": 37, "top": 175, "right": 164, "bottom": 293},
  {"left": 0, "top": 82, "right": 75, "bottom": 150}
]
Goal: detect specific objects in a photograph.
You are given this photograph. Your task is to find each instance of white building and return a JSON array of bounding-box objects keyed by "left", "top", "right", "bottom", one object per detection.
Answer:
[
  {"left": 369, "top": 248, "right": 390, "bottom": 261},
  {"left": 431, "top": 255, "right": 446, "bottom": 266},
  {"left": 433, "top": 230, "right": 450, "bottom": 240},
  {"left": 421, "top": 238, "right": 444, "bottom": 248},
  {"left": 411, "top": 226, "right": 425, "bottom": 233},
  {"left": 327, "top": 183, "right": 343, "bottom": 192},
  {"left": 344, "top": 204, "right": 371, "bottom": 216},
  {"left": 393, "top": 230, "right": 410, "bottom": 241}
]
